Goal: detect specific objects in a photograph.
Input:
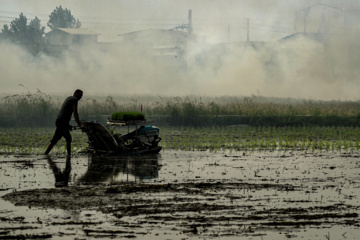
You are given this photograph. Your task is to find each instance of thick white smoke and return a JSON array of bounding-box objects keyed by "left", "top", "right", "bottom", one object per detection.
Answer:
[{"left": 1, "top": 0, "right": 360, "bottom": 101}]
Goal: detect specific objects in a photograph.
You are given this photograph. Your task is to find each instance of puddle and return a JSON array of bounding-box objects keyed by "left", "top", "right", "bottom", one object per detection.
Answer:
[{"left": 0, "top": 150, "right": 359, "bottom": 239}]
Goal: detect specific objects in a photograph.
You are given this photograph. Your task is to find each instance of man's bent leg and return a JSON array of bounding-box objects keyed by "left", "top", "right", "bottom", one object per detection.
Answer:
[
  {"left": 44, "top": 142, "right": 55, "bottom": 155},
  {"left": 44, "top": 127, "right": 63, "bottom": 155},
  {"left": 64, "top": 129, "right": 72, "bottom": 156},
  {"left": 66, "top": 142, "right": 71, "bottom": 156}
]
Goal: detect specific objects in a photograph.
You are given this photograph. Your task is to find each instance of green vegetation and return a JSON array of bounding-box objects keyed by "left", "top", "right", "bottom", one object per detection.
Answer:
[
  {"left": 0, "top": 127, "right": 87, "bottom": 156},
  {"left": 0, "top": 88, "right": 56, "bottom": 127},
  {"left": 111, "top": 111, "right": 145, "bottom": 121},
  {"left": 159, "top": 126, "right": 360, "bottom": 152},
  {"left": 47, "top": 6, "right": 81, "bottom": 30},
  {"left": 0, "top": 126, "right": 359, "bottom": 155},
  {"left": 146, "top": 96, "right": 360, "bottom": 126},
  {"left": 1, "top": 92, "right": 359, "bottom": 127},
  {"left": 0, "top": 13, "right": 45, "bottom": 54},
  {"left": 0, "top": 5, "right": 80, "bottom": 55}
]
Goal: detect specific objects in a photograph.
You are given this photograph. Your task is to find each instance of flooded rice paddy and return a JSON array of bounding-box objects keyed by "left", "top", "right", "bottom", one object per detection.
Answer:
[{"left": 0, "top": 150, "right": 360, "bottom": 239}]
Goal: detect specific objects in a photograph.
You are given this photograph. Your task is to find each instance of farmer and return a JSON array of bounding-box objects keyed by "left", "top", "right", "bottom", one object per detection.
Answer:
[{"left": 44, "top": 89, "right": 83, "bottom": 155}]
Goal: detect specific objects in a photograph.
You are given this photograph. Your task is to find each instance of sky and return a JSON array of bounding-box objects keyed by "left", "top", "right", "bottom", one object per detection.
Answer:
[{"left": 1, "top": 0, "right": 360, "bottom": 101}]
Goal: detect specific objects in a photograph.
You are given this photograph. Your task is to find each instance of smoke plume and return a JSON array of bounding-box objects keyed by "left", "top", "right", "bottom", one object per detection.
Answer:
[{"left": 1, "top": 0, "right": 360, "bottom": 101}]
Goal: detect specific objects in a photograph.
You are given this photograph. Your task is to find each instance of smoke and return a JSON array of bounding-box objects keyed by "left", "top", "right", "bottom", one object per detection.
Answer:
[
  {"left": 1, "top": 31, "right": 360, "bottom": 101},
  {"left": 1, "top": 1, "right": 360, "bottom": 101},
  {"left": 186, "top": 30, "right": 360, "bottom": 100},
  {"left": 0, "top": 42, "right": 191, "bottom": 96}
]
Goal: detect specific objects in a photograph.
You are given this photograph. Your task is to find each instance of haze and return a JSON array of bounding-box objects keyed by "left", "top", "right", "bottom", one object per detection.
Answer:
[{"left": 1, "top": 0, "right": 359, "bottom": 101}]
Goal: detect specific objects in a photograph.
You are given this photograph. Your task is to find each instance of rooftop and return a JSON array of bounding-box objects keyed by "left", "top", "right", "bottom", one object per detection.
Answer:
[{"left": 55, "top": 28, "right": 99, "bottom": 35}]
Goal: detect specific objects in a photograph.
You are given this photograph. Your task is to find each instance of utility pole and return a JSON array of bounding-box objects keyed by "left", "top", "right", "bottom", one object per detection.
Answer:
[
  {"left": 228, "top": 24, "right": 230, "bottom": 43},
  {"left": 247, "top": 18, "right": 250, "bottom": 42},
  {"left": 303, "top": 7, "right": 310, "bottom": 33},
  {"left": 188, "top": 9, "right": 193, "bottom": 36},
  {"left": 184, "top": 9, "right": 192, "bottom": 72}
]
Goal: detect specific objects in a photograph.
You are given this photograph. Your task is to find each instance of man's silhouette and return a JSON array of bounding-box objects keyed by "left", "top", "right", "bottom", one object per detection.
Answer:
[{"left": 45, "top": 89, "right": 83, "bottom": 155}]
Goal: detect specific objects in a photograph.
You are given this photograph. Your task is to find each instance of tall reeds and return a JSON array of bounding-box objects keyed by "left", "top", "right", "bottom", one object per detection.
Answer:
[
  {"left": 0, "top": 88, "right": 55, "bottom": 127},
  {"left": 1, "top": 92, "right": 359, "bottom": 127}
]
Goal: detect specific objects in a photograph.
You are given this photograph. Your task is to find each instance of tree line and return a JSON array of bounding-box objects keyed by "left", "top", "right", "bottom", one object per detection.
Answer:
[{"left": 0, "top": 6, "right": 81, "bottom": 55}]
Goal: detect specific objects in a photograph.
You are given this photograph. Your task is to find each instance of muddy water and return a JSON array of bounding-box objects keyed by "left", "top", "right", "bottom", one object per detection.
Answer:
[{"left": 0, "top": 150, "right": 359, "bottom": 239}]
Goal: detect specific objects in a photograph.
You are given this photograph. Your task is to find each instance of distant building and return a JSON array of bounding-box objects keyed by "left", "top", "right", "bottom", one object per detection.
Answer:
[
  {"left": 45, "top": 28, "right": 99, "bottom": 55},
  {"left": 279, "top": 3, "right": 360, "bottom": 64},
  {"left": 279, "top": 32, "right": 325, "bottom": 49},
  {"left": 279, "top": 3, "right": 360, "bottom": 52},
  {"left": 118, "top": 29, "right": 187, "bottom": 46},
  {"left": 295, "top": 3, "right": 360, "bottom": 34},
  {"left": 118, "top": 29, "right": 188, "bottom": 57},
  {"left": 45, "top": 28, "right": 99, "bottom": 46}
]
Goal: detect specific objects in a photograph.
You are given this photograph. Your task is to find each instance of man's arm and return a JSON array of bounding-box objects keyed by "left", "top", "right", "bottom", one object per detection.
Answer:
[{"left": 73, "top": 104, "right": 83, "bottom": 127}]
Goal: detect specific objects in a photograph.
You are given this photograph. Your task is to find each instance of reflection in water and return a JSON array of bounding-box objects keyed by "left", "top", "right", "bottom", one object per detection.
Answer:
[
  {"left": 79, "top": 154, "right": 161, "bottom": 184},
  {"left": 46, "top": 155, "right": 71, "bottom": 188}
]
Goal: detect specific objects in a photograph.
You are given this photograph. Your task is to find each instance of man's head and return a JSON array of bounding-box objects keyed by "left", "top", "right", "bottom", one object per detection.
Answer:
[{"left": 74, "top": 89, "right": 83, "bottom": 100}]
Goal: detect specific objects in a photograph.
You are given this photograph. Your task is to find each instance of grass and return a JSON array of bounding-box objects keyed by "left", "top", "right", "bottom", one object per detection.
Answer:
[
  {"left": 0, "top": 128, "right": 88, "bottom": 156},
  {"left": 159, "top": 126, "right": 360, "bottom": 152}
]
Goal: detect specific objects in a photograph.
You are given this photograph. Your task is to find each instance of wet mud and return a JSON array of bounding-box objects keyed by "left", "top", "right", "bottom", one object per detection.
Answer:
[{"left": 0, "top": 151, "right": 360, "bottom": 239}]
